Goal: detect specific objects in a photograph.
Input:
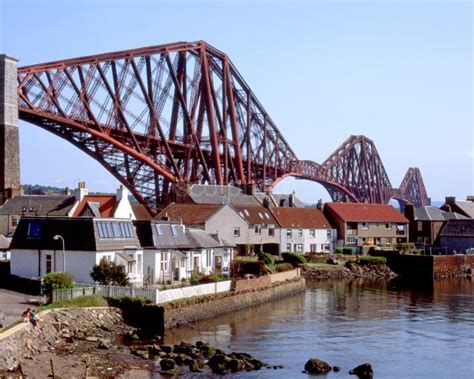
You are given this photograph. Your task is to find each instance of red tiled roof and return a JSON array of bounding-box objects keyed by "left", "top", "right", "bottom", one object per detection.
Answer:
[
  {"left": 271, "top": 207, "right": 332, "bottom": 229},
  {"left": 232, "top": 205, "right": 277, "bottom": 226},
  {"left": 155, "top": 203, "right": 223, "bottom": 225},
  {"left": 72, "top": 195, "right": 117, "bottom": 217},
  {"left": 325, "top": 203, "right": 408, "bottom": 223},
  {"left": 131, "top": 204, "right": 152, "bottom": 220}
]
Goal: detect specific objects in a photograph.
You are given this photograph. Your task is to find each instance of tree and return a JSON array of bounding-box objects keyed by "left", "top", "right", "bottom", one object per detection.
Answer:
[{"left": 90, "top": 257, "right": 130, "bottom": 286}]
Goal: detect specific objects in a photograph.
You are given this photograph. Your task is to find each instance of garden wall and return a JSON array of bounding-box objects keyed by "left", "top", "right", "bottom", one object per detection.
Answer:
[{"left": 156, "top": 281, "right": 231, "bottom": 303}]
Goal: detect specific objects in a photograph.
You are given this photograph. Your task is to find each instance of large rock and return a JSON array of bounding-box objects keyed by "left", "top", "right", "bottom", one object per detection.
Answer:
[
  {"left": 304, "top": 358, "right": 332, "bottom": 375},
  {"left": 349, "top": 363, "right": 373, "bottom": 378},
  {"left": 160, "top": 358, "right": 176, "bottom": 371}
]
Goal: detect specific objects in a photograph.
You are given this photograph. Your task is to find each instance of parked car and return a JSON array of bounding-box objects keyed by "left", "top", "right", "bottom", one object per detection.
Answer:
[{"left": 465, "top": 248, "right": 474, "bottom": 254}]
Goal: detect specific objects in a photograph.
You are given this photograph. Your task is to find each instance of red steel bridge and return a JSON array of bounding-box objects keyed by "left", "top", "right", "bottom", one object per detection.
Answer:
[{"left": 16, "top": 41, "right": 430, "bottom": 214}]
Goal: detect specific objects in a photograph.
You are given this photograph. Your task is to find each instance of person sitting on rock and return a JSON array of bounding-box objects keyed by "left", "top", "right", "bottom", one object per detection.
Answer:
[
  {"left": 21, "top": 308, "right": 31, "bottom": 322},
  {"left": 29, "top": 309, "right": 38, "bottom": 328}
]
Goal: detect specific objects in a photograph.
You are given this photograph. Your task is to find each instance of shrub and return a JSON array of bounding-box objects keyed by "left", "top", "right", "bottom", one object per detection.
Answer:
[
  {"left": 209, "top": 271, "right": 224, "bottom": 282},
  {"left": 190, "top": 271, "right": 204, "bottom": 285},
  {"left": 258, "top": 252, "right": 275, "bottom": 266},
  {"left": 358, "top": 256, "right": 387, "bottom": 265},
  {"left": 282, "top": 252, "right": 306, "bottom": 266},
  {"left": 90, "top": 257, "right": 130, "bottom": 286},
  {"left": 232, "top": 257, "right": 267, "bottom": 277},
  {"left": 335, "top": 247, "right": 344, "bottom": 254},
  {"left": 275, "top": 263, "right": 294, "bottom": 272},
  {"left": 41, "top": 272, "right": 74, "bottom": 294},
  {"left": 395, "top": 243, "right": 416, "bottom": 252},
  {"left": 342, "top": 247, "right": 354, "bottom": 255}
]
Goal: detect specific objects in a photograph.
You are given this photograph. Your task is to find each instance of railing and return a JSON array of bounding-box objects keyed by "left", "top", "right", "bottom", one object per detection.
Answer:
[{"left": 52, "top": 284, "right": 158, "bottom": 303}]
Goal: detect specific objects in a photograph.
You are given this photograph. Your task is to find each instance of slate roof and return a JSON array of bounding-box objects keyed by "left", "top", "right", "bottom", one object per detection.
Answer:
[
  {"left": 156, "top": 203, "right": 224, "bottom": 225},
  {"left": 72, "top": 195, "right": 117, "bottom": 217},
  {"left": 0, "top": 195, "right": 76, "bottom": 216},
  {"left": 440, "top": 219, "right": 474, "bottom": 238},
  {"left": 325, "top": 203, "right": 408, "bottom": 223},
  {"left": 10, "top": 217, "right": 140, "bottom": 252},
  {"left": 233, "top": 205, "right": 277, "bottom": 226},
  {"left": 188, "top": 184, "right": 260, "bottom": 205},
  {"left": 415, "top": 206, "right": 468, "bottom": 221},
  {"left": 134, "top": 220, "right": 191, "bottom": 249},
  {"left": 271, "top": 207, "right": 333, "bottom": 229},
  {"left": 255, "top": 193, "right": 305, "bottom": 208},
  {"left": 441, "top": 200, "right": 474, "bottom": 219},
  {"left": 187, "top": 229, "right": 231, "bottom": 249}
]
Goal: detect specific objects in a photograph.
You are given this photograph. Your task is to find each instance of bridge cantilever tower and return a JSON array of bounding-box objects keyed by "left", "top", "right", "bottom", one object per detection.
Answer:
[{"left": 10, "top": 41, "right": 429, "bottom": 213}]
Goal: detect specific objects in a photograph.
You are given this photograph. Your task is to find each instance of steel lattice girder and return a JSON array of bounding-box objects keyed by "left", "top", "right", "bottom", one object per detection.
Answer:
[{"left": 16, "top": 41, "right": 430, "bottom": 212}]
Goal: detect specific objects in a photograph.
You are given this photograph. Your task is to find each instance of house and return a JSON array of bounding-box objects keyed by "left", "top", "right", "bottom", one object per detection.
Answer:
[
  {"left": 0, "top": 182, "right": 136, "bottom": 237},
  {"left": 156, "top": 203, "right": 249, "bottom": 254},
  {"left": 324, "top": 203, "right": 409, "bottom": 252},
  {"left": 135, "top": 220, "right": 234, "bottom": 284},
  {"left": 270, "top": 207, "right": 336, "bottom": 254},
  {"left": 232, "top": 205, "right": 280, "bottom": 255},
  {"left": 10, "top": 217, "right": 143, "bottom": 285},
  {"left": 404, "top": 204, "right": 468, "bottom": 246},
  {"left": 439, "top": 219, "right": 474, "bottom": 253},
  {"left": 440, "top": 196, "right": 474, "bottom": 219}
]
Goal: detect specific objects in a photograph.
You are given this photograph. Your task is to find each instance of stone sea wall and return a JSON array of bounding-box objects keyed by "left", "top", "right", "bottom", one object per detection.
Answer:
[{"left": 163, "top": 278, "right": 306, "bottom": 329}]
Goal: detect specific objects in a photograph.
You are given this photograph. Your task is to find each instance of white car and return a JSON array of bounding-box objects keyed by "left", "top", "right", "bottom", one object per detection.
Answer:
[{"left": 465, "top": 248, "right": 474, "bottom": 254}]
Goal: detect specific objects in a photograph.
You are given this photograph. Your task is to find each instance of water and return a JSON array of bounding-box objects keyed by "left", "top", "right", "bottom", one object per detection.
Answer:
[{"left": 165, "top": 278, "right": 474, "bottom": 378}]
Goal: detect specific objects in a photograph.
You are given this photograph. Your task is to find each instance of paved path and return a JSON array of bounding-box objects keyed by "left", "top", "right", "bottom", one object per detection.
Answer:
[{"left": 0, "top": 288, "right": 36, "bottom": 328}]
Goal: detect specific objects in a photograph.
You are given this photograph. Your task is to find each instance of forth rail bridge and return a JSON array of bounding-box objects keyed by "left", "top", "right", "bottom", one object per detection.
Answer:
[{"left": 1, "top": 41, "right": 430, "bottom": 214}]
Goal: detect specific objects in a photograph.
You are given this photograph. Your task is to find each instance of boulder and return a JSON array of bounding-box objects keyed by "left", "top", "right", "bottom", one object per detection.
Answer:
[
  {"left": 304, "top": 358, "right": 332, "bottom": 375},
  {"left": 160, "top": 358, "right": 176, "bottom": 371},
  {"left": 349, "top": 363, "right": 373, "bottom": 378},
  {"left": 226, "top": 358, "right": 245, "bottom": 372}
]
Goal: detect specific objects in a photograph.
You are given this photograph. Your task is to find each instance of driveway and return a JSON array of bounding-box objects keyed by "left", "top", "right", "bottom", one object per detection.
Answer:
[{"left": 0, "top": 288, "right": 36, "bottom": 328}]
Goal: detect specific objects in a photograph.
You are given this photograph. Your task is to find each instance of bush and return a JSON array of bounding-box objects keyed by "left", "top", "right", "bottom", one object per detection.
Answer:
[
  {"left": 209, "top": 271, "right": 224, "bottom": 282},
  {"left": 342, "top": 247, "right": 354, "bottom": 255},
  {"left": 282, "top": 252, "right": 306, "bottom": 266},
  {"left": 275, "top": 263, "right": 294, "bottom": 272},
  {"left": 335, "top": 247, "right": 344, "bottom": 254},
  {"left": 258, "top": 252, "right": 275, "bottom": 266},
  {"left": 232, "top": 257, "right": 268, "bottom": 277},
  {"left": 41, "top": 272, "right": 74, "bottom": 294},
  {"left": 90, "top": 257, "right": 129, "bottom": 286},
  {"left": 395, "top": 243, "right": 416, "bottom": 252},
  {"left": 190, "top": 271, "right": 204, "bottom": 285},
  {"left": 358, "top": 256, "right": 387, "bottom": 265}
]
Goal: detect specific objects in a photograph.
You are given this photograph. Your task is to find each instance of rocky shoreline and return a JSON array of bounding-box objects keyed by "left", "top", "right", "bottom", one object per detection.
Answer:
[{"left": 302, "top": 263, "right": 397, "bottom": 280}]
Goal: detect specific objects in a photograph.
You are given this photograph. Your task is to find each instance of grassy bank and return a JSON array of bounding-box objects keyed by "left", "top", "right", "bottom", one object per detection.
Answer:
[{"left": 39, "top": 295, "right": 108, "bottom": 311}]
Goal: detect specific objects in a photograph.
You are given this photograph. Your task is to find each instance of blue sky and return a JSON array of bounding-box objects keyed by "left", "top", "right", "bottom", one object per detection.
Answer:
[{"left": 1, "top": 0, "right": 472, "bottom": 203}]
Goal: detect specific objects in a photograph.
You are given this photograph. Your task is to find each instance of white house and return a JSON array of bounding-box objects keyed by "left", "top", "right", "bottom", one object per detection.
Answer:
[
  {"left": 270, "top": 207, "right": 336, "bottom": 253},
  {"left": 135, "top": 220, "right": 234, "bottom": 284},
  {"left": 10, "top": 216, "right": 143, "bottom": 285}
]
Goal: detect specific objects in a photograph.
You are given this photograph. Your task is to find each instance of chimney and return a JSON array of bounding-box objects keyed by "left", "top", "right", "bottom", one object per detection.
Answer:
[
  {"left": 74, "top": 181, "right": 88, "bottom": 202},
  {"left": 445, "top": 196, "right": 455, "bottom": 212},
  {"left": 116, "top": 185, "right": 128, "bottom": 202},
  {"left": 263, "top": 197, "right": 271, "bottom": 209},
  {"left": 64, "top": 186, "right": 70, "bottom": 195},
  {"left": 316, "top": 199, "right": 323, "bottom": 211},
  {"left": 404, "top": 203, "right": 415, "bottom": 222},
  {"left": 289, "top": 191, "right": 295, "bottom": 207}
]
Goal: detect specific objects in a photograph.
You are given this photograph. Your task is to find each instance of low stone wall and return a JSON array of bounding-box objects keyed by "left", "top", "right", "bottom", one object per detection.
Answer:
[
  {"left": 270, "top": 268, "right": 301, "bottom": 283},
  {"left": 163, "top": 278, "right": 305, "bottom": 329},
  {"left": 433, "top": 255, "right": 474, "bottom": 277},
  {"left": 233, "top": 269, "right": 300, "bottom": 292}
]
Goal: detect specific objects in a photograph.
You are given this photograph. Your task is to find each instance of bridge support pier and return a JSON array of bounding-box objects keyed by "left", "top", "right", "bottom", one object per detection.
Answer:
[{"left": 0, "top": 55, "right": 21, "bottom": 205}]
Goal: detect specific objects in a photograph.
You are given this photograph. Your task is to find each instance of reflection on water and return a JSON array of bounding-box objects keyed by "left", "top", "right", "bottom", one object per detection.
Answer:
[{"left": 165, "top": 278, "right": 474, "bottom": 378}]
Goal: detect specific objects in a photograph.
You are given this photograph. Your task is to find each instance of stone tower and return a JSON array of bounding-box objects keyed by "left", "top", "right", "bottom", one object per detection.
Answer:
[{"left": 0, "top": 55, "right": 21, "bottom": 205}]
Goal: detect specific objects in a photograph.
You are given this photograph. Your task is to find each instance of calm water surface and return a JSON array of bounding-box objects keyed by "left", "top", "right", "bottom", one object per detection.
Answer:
[{"left": 164, "top": 278, "right": 473, "bottom": 378}]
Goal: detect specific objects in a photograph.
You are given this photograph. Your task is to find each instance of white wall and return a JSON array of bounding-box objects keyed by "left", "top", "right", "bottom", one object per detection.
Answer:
[
  {"left": 206, "top": 205, "right": 249, "bottom": 244},
  {"left": 156, "top": 280, "right": 232, "bottom": 303},
  {"left": 114, "top": 186, "right": 136, "bottom": 219},
  {"left": 280, "top": 228, "right": 337, "bottom": 253}
]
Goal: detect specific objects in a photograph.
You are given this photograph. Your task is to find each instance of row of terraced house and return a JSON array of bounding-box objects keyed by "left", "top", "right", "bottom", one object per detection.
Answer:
[{"left": 0, "top": 182, "right": 439, "bottom": 287}]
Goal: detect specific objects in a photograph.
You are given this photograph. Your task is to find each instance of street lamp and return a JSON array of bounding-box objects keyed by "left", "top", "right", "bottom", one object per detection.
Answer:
[{"left": 53, "top": 235, "right": 66, "bottom": 272}]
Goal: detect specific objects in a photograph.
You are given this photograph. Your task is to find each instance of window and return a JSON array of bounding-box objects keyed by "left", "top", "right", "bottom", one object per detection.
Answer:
[
  {"left": 233, "top": 227, "right": 240, "bottom": 237},
  {"left": 417, "top": 221, "right": 423, "bottom": 232},
  {"left": 27, "top": 221, "right": 42, "bottom": 239},
  {"left": 294, "top": 244, "right": 304, "bottom": 252},
  {"left": 155, "top": 224, "right": 163, "bottom": 236},
  {"left": 298, "top": 229, "right": 303, "bottom": 237},
  {"left": 323, "top": 244, "right": 330, "bottom": 252},
  {"left": 160, "top": 253, "right": 168, "bottom": 271},
  {"left": 361, "top": 222, "right": 369, "bottom": 230},
  {"left": 206, "top": 250, "right": 212, "bottom": 267},
  {"left": 11, "top": 215, "right": 18, "bottom": 227},
  {"left": 258, "top": 212, "right": 264, "bottom": 219},
  {"left": 385, "top": 223, "right": 392, "bottom": 230},
  {"left": 171, "top": 225, "right": 178, "bottom": 236},
  {"left": 326, "top": 229, "right": 332, "bottom": 239},
  {"left": 264, "top": 213, "right": 270, "bottom": 219},
  {"left": 286, "top": 229, "right": 292, "bottom": 238},
  {"left": 268, "top": 225, "right": 275, "bottom": 237},
  {"left": 286, "top": 243, "right": 292, "bottom": 251},
  {"left": 347, "top": 237, "right": 357, "bottom": 245},
  {"left": 254, "top": 224, "right": 262, "bottom": 234},
  {"left": 46, "top": 254, "right": 52, "bottom": 273},
  {"left": 417, "top": 237, "right": 423, "bottom": 243},
  {"left": 120, "top": 222, "right": 133, "bottom": 238},
  {"left": 310, "top": 244, "right": 317, "bottom": 252},
  {"left": 309, "top": 229, "right": 316, "bottom": 238},
  {"left": 112, "top": 222, "right": 121, "bottom": 238}
]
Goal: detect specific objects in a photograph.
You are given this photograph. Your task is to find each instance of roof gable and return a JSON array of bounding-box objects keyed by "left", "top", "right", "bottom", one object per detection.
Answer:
[
  {"left": 415, "top": 206, "right": 468, "bottom": 221},
  {"left": 0, "top": 195, "right": 76, "bottom": 216},
  {"left": 155, "top": 203, "right": 223, "bottom": 225},
  {"left": 73, "top": 195, "right": 117, "bottom": 217},
  {"left": 325, "top": 203, "right": 408, "bottom": 223}
]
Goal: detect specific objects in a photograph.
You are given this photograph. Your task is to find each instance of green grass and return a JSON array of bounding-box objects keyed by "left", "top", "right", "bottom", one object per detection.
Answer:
[
  {"left": 39, "top": 295, "right": 108, "bottom": 311},
  {"left": 305, "top": 263, "right": 340, "bottom": 269}
]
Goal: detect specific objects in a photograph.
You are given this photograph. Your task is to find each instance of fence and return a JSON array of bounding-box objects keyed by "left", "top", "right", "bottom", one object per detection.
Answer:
[{"left": 52, "top": 284, "right": 158, "bottom": 303}]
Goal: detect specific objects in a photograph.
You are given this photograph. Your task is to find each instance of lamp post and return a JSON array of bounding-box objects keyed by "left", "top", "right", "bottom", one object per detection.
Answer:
[{"left": 53, "top": 235, "right": 66, "bottom": 272}]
